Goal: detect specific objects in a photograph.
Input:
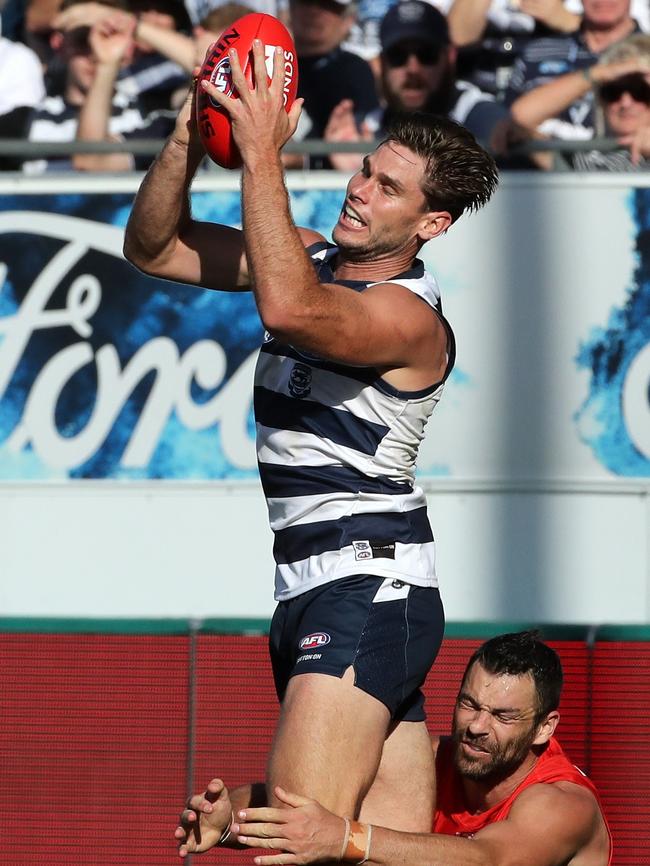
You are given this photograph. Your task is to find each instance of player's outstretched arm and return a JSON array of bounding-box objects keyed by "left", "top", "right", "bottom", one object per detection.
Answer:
[
  {"left": 123, "top": 80, "right": 249, "bottom": 292},
  {"left": 234, "top": 783, "right": 607, "bottom": 866}
]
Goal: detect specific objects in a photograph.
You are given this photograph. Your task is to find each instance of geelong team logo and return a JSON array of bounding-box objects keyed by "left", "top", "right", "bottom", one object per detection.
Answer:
[
  {"left": 299, "top": 632, "right": 331, "bottom": 650},
  {"left": 288, "top": 362, "right": 312, "bottom": 398}
]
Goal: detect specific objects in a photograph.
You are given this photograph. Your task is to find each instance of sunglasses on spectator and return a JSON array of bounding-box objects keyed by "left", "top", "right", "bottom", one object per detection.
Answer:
[
  {"left": 384, "top": 43, "right": 442, "bottom": 67},
  {"left": 600, "top": 75, "right": 650, "bottom": 105}
]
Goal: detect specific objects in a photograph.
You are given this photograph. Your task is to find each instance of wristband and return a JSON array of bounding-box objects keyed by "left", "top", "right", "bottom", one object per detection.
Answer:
[
  {"left": 217, "top": 811, "right": 235, "bottom": 847},
  {"left": 339, "top": 817, "right": 351, "bottom": 861},
  {"left": 343, "top": 821, "right": 372, "bottom": 864}
]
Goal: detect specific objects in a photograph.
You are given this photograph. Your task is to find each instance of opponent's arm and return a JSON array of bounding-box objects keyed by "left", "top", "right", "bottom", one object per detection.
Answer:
[
  {"left": 235, "top": 782, "right": 604, "bottom": 866},
  {"left": 122, "top": 81, "right": 249, "bottom": 291},
  {"left": 201, "top": 42, "right": 449, "bottom": 376}
]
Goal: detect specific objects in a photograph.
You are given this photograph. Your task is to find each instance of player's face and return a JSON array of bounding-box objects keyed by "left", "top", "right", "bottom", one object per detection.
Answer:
[
  {"left": 332, "top": 141, "right": 432, "bottom": 260},
  {"left": 451, "top": 662, "right": 542, "bottom": 782},
  {"left": 582, "top": 0, "right": 630, "bottom": 28},
  {"left": 601, "top": 74, "right": 650, "bottom": 136},
  {"left": 381, "top": 40, "right": 451, "bottom": 112}
]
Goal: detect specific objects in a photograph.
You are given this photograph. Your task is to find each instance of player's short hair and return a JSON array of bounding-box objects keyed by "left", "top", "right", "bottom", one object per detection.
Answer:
[
  {"left": 461, "top": 630, "right": 564, "bottom": 723},
  {"left": 383, "top": 112, "right": 498, "bottom": 223}
]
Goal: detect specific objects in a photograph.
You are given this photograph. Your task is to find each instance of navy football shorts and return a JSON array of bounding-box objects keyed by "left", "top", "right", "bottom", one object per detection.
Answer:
[{"left": 269, "top": 574, "right": 445, "bottom": 722}]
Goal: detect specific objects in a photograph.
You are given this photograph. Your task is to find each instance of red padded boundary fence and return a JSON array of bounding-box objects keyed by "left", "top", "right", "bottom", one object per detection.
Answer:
[{"left": 0, "top": 622, "right": 648, "bottom": 865}]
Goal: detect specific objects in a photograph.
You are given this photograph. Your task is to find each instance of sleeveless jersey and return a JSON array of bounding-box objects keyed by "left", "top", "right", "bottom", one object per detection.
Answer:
[
  {"left": 254, "top": 242, "right": 456, "bottom": 601},
  {"left": 434, "top": 736, "right": 612, "bottom": 863}
]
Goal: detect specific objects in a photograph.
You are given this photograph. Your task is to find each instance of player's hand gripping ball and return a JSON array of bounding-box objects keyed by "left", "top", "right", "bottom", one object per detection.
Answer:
[{"left": 195, "top": 12, "right": 299, "bottom": 169}]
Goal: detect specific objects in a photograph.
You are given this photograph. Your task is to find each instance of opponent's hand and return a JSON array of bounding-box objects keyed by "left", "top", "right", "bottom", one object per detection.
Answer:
[
  {"left": 174, "top": 778, "right": 234, "bottom": 858},
  {"left": 234, "top": 786, "right": 346, "bottom": 866},
  {"left": 198, "top": 39, "right": 303, "bottom": 166}
]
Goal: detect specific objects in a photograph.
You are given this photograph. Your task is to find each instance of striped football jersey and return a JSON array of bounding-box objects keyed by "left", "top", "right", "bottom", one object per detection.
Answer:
[{"left": 255, "top": 242, "right": 456, "bottom": 601}]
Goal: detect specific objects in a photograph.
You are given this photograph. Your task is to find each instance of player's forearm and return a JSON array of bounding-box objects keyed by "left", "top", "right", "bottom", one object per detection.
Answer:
[
  {"left": 241, "top": 157, "right": 323, "bottom": 336},
  {"left": 366, "top": 826, "right": 496, "bottom": 866},
  {"left": 447, "top": 0, "right": 492, "bottom": 46},
  {"left": 123, "top": 135, "right": 203, "bottom": 274},
  {"left": 510, "top": 70, "right": 592, "bottom": 129},
  {"left": 537, "top": 6, "right": 581, "bottom": 33}
]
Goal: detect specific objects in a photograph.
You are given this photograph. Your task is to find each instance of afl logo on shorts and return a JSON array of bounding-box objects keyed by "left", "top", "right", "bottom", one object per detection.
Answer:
[{"left": 299, "top": 632, "right": 330, "bottom": 650}]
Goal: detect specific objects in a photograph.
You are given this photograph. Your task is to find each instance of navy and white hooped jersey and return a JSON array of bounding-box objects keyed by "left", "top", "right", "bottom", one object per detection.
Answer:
[{"left": 255, "top": 242, "right": 456, "bottom": 601}]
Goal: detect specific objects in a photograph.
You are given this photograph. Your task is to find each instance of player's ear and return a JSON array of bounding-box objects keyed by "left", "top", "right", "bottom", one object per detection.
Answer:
[
  {"left": 418, "top": 210, "right": 452, "bottom": 242},
  {"left": 532, "top": 710, "right": 560, "bottom": 746}
]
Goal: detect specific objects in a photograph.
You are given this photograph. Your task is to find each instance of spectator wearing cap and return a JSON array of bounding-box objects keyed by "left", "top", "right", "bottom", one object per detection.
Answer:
[
  {"left": 324, "top": 0, "right": 509, "bottom": 170},
  {"left": 288, "top": 0, "right": 380, "bottom": 166}
]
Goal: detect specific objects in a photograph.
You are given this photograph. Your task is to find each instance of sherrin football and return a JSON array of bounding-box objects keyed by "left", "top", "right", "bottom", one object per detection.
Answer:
[{"left": 195, "top": 13, "right": 299, "bottom": 169}]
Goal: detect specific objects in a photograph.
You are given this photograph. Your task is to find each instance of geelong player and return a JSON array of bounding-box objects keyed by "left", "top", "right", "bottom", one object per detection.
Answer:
[
  {"left": 178, "top": 633, "right": 613, "bottom": 866},
  {"left": 123, "top": 41, "right": 498, "bottom": 849}
]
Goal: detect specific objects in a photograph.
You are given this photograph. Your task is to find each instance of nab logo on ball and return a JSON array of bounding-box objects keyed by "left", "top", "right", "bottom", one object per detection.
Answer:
[
  {"left": 299, "top": 633, "right": 331, "bottom": 650},
  {"left": 196, "top": 12, "right": 299, "bottom": 170}
]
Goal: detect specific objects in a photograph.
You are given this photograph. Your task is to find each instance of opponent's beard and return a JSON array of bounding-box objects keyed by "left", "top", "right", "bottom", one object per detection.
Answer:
[{"left": 451, "top": 722, "right": 538, "bottom": 783}]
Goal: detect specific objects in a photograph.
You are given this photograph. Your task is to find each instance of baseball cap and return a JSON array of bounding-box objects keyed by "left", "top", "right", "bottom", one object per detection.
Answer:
[{"left": 380, "top": 1, "right": 450, "bottom": 52}]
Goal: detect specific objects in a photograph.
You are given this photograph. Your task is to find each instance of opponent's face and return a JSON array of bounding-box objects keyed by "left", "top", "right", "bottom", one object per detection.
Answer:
[
  {"left": 451, "top": 662, "right": 548, "bottom": 782},
  {"left": 582, "top": 0, "right": 631, "bottom": 28},
  {"left": 381, "top": 40, "right": 451, "bottom": 112},
  {"left": 332, "top": 141, "right": 449, "bottom": 260},
  {"left": 601, "top": 74, "right": 650, "bottom": 136}
]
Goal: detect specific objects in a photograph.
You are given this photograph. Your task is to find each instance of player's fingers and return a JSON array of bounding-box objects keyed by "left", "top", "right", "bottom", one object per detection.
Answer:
[
  {"left": 235, "top": 820, "right": 285, "bottom": 838},
  {"left": 237, "top": 807, "right": 288, "bottom": 823},
  {"left": 251, "top": 38, "right": 271, "bottom": 95},
  {"left": 227, "top": 46, "right": 249, "bottom": 95},
  {"left": 274, "top": 786, "right": 312, "bottom": 808},
  {"left": 203, "top": 778, "right": 226, "bottom": 803},
  {"left": 287, "top": 98, "right": 303, "bottom": 136},
  {"left": 269, "top": 43, "right": 286, "bottom": 99},
  {"left": 238, "top": 834, "right": 291, "bottom": 849},
  {"left": 252, "top": 854, "right": 299, "bottom": 866}
]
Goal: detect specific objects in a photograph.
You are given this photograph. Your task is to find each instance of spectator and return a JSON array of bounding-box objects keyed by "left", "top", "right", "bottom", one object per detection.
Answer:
[
  {"left": 53, "top": 0, "right": 191, "bottom": 112},
  {"left": 55, "top": 1, "right": 252, "bottom": 78},
  {"left": 446, "top": 0, "right": 581, "bottom": 99},
  {"left": 504, "top": 0, "right": 640, "bottom": 142},
  {"left": 324, "top": 1, "right": 510, "bottom": 171},
  {"left": 511, "top": 33, "right": 650, "bottom": 169},
  {"left": 181, "top": 0, "right": 286, "bottom": 28},
  {"left": 288, "top": 0, "right": 380, "bottom": 167},
  {"left": 24, "top": 2, "right": 175, "bottom": 173},
  {"left": 0, "top": 28, "right": 45, "bottom": 169}
]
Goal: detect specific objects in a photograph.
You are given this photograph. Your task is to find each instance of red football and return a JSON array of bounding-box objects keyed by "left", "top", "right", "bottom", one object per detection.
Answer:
[{"left": 195, "top": 13, "right": 299, "bottom": 169}]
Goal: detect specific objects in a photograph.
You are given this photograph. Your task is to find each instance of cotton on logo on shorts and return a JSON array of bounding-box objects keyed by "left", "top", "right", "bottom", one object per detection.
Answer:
[{"left": 299, "top": 632, "right": 331, "bottom": 650}]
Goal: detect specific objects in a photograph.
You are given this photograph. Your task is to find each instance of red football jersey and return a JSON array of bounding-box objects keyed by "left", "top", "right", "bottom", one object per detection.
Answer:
[{"left": 433, "top": 736, "right": 612, "bottom": 864}]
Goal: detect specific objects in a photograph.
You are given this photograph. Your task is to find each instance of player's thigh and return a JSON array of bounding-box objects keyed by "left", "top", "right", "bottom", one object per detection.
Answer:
[
  {"left": 359, "top": 719, "right": 435, "bottom": 832},
  {"left": 266, "top": 666, "right": 391, "bottom": 817}
]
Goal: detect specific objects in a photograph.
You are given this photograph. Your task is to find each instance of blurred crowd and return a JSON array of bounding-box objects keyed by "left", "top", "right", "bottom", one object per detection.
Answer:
[{"left": 0, "top": 0, "right": 648, "bottom": 172}]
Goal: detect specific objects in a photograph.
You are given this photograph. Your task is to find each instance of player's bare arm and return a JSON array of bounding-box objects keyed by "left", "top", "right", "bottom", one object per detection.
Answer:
[
  {"left": 199, "top": 40, "right": 449, "bottom": 382},
  {"left": 234, "top": 780, "right": 609, "bottom": 866},
  {"left": 123, "top": 79, "right": 250, "bottom": 290}
]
